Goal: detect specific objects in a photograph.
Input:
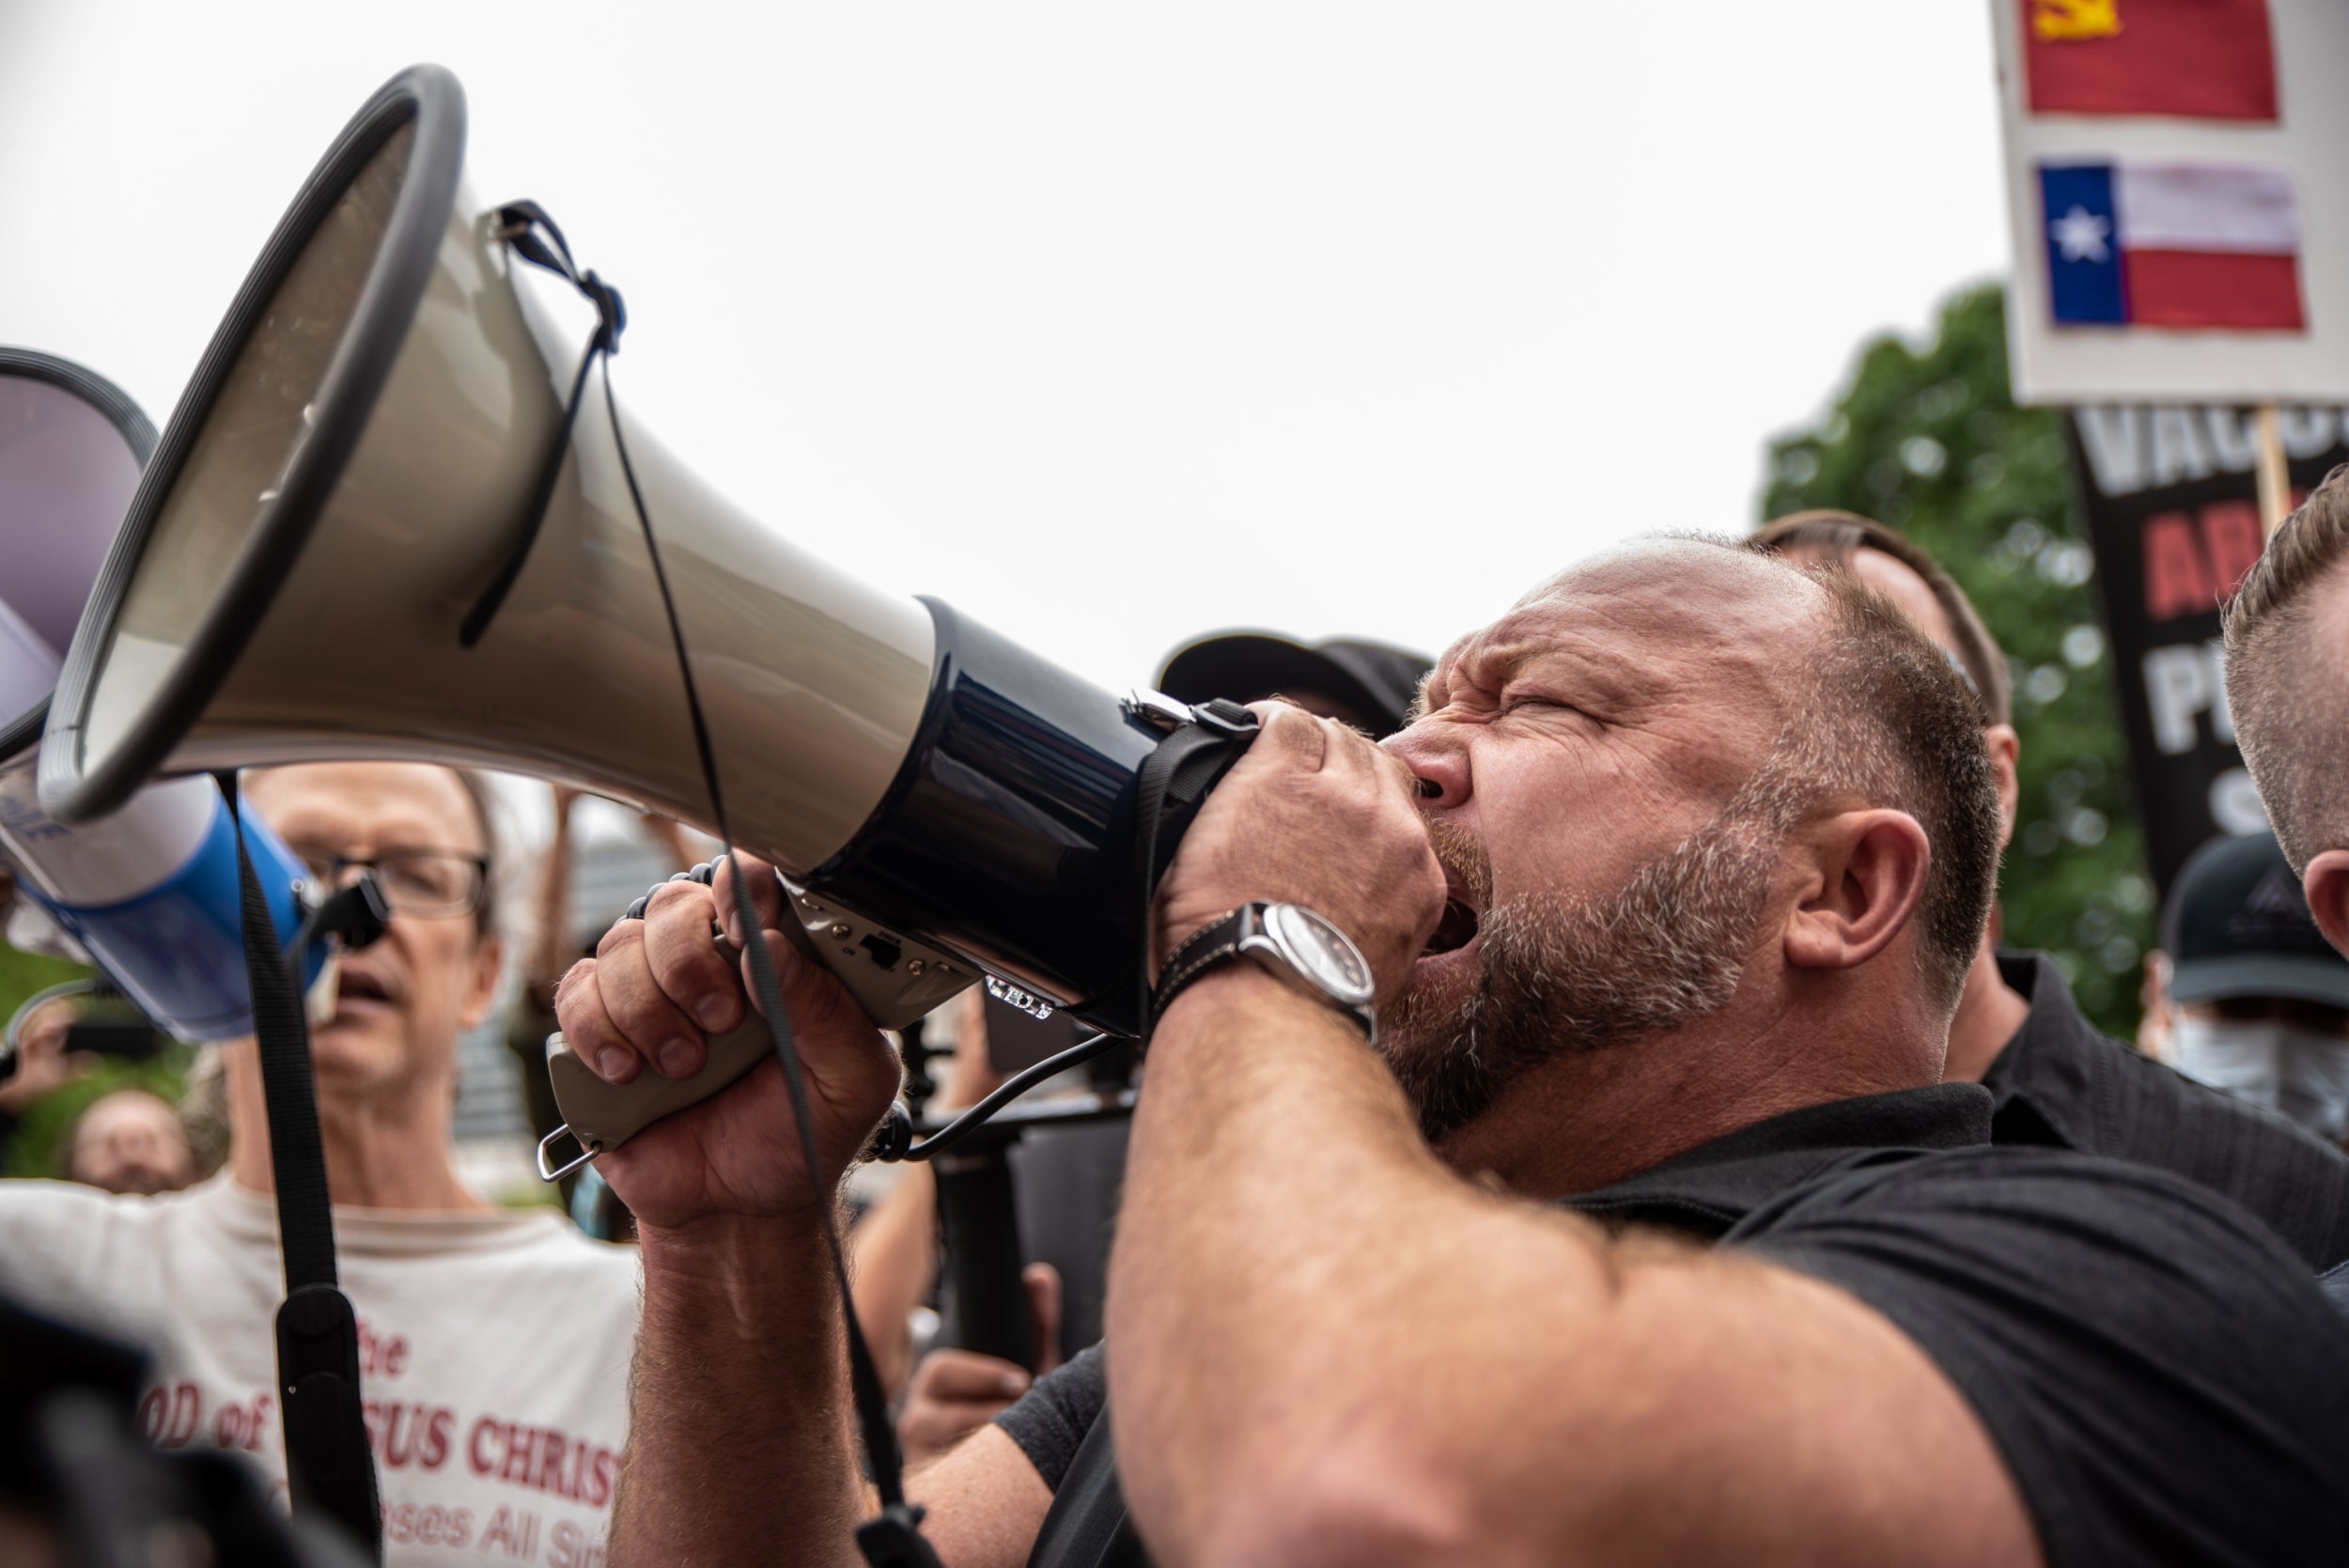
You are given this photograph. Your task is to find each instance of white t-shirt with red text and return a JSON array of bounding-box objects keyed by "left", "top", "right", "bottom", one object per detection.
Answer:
[{"left": 0, "top": 1174, "right": 640, "bottom": 1567}]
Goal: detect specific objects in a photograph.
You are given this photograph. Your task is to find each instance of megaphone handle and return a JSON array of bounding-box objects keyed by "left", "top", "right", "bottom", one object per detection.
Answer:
[
  {"left": 541, "top": 928, "right": 782, "bottom": 1177},
  {"left": 542, "top": 1013, "right": 776, "bottom": 1177}
]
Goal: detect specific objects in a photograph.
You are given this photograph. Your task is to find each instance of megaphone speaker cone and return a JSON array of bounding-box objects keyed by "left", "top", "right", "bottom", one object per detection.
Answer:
[
  {"left": 0, "top": 349, "right": 155, "bottom": 761},
  {"left": 42, "top": 68, "right": 467, "bottom": 820},
  {"left": 40, "top": 63, "right": 1235, "bottom": 1034},
  {"left": 39, "top": 65, "right": 938, "bottom": 878}
]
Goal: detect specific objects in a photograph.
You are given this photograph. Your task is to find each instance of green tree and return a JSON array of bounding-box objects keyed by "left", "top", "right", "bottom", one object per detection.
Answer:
[{"left": 1761, "top": 282, "right": 2154, "bottom": 1038}]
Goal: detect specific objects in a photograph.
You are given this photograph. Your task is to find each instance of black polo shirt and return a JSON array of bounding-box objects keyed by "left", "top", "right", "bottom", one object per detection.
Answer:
[
  {"left": 1002, "top": 1084, "right": 2349, "bottom": 1568},
  {"left": 1983, "top": 952, "right": 2349, "bottom": 1270}
]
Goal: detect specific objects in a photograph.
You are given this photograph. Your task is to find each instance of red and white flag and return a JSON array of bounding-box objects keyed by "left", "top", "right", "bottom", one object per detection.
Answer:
[{"left": 2041, "top": 160, "right": 2304, "bottom": 331}]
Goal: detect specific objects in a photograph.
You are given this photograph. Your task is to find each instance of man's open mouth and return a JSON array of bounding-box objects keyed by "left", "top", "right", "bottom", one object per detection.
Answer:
[
  {"left": 1422, "top": 898, "right": 1481, "bottom": 957},
  {"left": 336, "top": 967, "right": 393, "bottom": 1005}
]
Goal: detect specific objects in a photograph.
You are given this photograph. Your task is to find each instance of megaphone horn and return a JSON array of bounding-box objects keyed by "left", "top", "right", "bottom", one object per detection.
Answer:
[
  {"left": 40, "top": 67, "right": 1248, "bottom": 1088},
  {"left": 0, "top": 348, "right": 323, "bottom": 1042}
]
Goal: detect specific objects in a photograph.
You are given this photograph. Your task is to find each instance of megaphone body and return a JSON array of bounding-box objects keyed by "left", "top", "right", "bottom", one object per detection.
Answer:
[
  {"left": 0, "top": 349, "right": 319, "bottom": 1041},
  {"left": 39, "top": 69, "right": 1242, "bottom": 1144}
]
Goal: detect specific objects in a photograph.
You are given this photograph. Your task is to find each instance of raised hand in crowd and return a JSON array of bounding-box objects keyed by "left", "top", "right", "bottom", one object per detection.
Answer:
[
  {"left": 0, "top": 997, "right": 96, "bottom": 1119},
  {"left": 897, "top": 1263, "right": 1061, "bottom": 1467}
]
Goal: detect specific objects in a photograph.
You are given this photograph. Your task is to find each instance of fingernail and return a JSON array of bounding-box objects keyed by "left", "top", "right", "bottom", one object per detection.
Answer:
[
  {"left": 695, "top": 997, "right": 730, "bottom": 1029},
  {"left": 595, "top": 1048, "right": 634, "bottom": 1083},
  {"left": 998, "top": 1370, "right": 1031, "bottom": 1396},
  {"left": 658, "top": 1038, "right": 699, "bottom": 1079}
]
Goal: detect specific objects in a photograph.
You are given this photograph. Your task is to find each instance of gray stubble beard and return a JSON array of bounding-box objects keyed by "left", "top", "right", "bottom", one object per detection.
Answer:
[{"left": 1380, "top": 790, "right": 1794, "bottom": 1147}]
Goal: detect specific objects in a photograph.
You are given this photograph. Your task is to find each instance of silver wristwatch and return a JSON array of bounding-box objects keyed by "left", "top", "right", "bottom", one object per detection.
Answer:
[{"left": 1152, "top": 901, "right": 1377, "bottom": 1042}]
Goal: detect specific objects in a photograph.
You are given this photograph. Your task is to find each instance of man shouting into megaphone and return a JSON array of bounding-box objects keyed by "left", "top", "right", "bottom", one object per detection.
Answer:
[{"left": 561, "top": 538, "right": 2349, "bottom": 1566}]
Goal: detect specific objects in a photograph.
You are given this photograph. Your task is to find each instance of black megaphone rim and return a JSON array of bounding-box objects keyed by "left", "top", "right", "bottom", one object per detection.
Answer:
[
  {"left": 0, "top": 347, "right": 157, "bottom": 767},
  {"left": 37, "top": 64, "right": 468, "bottom": 824}
]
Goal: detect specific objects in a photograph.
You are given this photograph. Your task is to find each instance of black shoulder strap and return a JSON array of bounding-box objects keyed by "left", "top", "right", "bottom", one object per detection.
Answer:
[
  {"left": 1025, "top": 1410, "right": 1148, "bottom": 1568},
  {"left": 220, "top": 773, "right": 383, "bottom": 1561}
]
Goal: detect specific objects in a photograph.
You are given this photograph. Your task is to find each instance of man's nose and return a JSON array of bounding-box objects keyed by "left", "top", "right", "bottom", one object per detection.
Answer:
[{"left": 1383, "top": 726, "right": 1465, "bottom": 806}]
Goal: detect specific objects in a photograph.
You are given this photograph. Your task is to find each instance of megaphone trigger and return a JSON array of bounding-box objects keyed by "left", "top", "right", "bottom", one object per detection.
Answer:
[{"left": 536, "top": 1124, "right": 597, "bottom": 1185}]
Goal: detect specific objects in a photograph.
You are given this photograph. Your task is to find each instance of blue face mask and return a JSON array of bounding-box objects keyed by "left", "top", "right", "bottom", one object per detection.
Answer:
[{"left": 2171, "top": 1013, "right": 2349, "bottom": 1143}]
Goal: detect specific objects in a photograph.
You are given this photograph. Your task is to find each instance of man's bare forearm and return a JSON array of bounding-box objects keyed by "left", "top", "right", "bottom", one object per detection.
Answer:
[
  {"left": 1105, "top": 970, "right": 1617, "bottom": 1564},
  {"left": 613, "top": 1212, "right": 866, "bottom": 1568}
]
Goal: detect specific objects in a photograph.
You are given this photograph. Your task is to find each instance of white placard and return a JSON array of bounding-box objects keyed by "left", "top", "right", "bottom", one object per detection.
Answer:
[{"left": 1992, "top": 0, "right": 2349, "bottom": 403}]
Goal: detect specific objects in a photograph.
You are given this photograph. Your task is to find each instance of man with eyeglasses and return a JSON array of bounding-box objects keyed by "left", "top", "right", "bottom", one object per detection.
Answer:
[{"left": 0, "top": 762, "right": 642, "bottom": 1566}]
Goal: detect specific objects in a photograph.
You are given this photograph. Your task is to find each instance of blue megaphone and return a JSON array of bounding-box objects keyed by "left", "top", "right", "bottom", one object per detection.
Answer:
[{"left": 0, "top": 348, "right": 320, "bottom": 1041}]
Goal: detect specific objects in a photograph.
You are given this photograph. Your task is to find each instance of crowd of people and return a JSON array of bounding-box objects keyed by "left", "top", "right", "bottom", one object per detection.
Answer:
[{"left": 6, "top": 489, "right": 2349, "bottom": 1562}]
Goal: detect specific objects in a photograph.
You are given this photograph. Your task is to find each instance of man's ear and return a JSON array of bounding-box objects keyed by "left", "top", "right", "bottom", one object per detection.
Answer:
[
  {"left": 2304, "top": 851, "right": 2349, "bottom": 961},
  {"left": 1783, "top": 810, "right": 1934, "bottom": 975},
  {"left": 459, "top": 934, "right": 506, "bottom": 1031},
  {"left": 1983, "top": 725, "right": 2021, "bottom": 850}
]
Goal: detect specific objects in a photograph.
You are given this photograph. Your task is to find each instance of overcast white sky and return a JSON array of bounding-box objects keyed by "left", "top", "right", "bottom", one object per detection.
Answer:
[{"left": 0, "top": 2, "right": 2010, "bottom": 692}]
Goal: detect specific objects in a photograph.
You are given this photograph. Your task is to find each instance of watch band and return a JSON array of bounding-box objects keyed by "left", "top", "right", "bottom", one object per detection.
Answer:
[
  {"left": 1151, "top": 903, "right": 1376, "bottom": 1040},
  {"left": 1155, "top": 907, "right": 1256, "bottom": 1012}
]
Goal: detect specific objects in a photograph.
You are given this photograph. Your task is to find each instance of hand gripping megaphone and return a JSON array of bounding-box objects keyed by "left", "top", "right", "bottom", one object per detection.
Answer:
[
  {"left": 37, "top": 68, "right": 1254, "bottom": 1157},
  {"left": 0, "top": 349, "right": 322, "bottom": 1044}
]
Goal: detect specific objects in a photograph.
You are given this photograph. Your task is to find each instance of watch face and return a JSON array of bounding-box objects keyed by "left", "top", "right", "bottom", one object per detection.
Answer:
[{"left": 1268, "top": 904, "right": 1376, "bottom": 1004}]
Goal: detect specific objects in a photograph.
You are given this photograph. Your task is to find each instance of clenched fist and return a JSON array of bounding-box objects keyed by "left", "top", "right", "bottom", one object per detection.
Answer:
[{"left": 1153, "top": 702, "right": 1445, "bottom": 1005}]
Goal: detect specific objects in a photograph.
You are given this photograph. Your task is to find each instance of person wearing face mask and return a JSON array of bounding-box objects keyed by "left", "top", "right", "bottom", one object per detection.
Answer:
[
  {"left": 0, "top": 763, "right": 642, "bottom": 1566},
  {"left": 2158, "top": 830, "right": 2349, "bottom": 1147}
]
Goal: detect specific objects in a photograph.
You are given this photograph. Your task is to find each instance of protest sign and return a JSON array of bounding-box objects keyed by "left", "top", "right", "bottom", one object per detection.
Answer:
[{"left": 1993, "top": 0, "right": 2349, "bottom": 403}]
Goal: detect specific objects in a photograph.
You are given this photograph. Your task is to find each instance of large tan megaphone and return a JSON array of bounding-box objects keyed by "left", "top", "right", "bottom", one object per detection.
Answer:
[{"left": 39, "top": 66, "right": 1255, "bottom": 1162}]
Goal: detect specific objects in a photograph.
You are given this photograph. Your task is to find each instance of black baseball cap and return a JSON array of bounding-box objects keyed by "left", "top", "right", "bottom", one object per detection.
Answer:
[
  {"left": 1156, "top": 632, "right": 1433, "bottom": 739},
  {"left": 2162, "top": 830, "right": 2349, "bottom": 1009}
]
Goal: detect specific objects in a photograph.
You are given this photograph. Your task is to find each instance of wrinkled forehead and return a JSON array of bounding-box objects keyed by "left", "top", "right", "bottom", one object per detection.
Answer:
[
  {"left": 1437, "top": 540, "right": 1824, "bottom": 703},
  {"left": 243, "top": 761, "right": 484, "bottom": 853}
]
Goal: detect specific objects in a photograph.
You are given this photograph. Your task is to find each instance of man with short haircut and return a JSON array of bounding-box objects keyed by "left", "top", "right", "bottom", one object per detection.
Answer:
[
  {"left": 1757, "top": 510, "right": 2349, "bottom": 1269},
  {"left": 562, "top": 539, "right": 2349, "bottom": 1566},
  {"left": 2226, "top": 465, "right": 2349, "bottom": 963},
  {"left": 0, "top": 763, "right": 641, "bottom": 1566}
]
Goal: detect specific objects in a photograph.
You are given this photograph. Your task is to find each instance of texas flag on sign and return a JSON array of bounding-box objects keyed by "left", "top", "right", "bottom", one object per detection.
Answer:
[
  {"left": 2040, "top": 161, "right": 2305, "bottom": 332},
  {"left": 2023, "top": 0, "right": 2278, "bottom": 122}
]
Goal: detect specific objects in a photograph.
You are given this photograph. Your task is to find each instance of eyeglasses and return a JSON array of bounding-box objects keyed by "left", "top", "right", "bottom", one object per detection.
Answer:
[{"left": 288, "top": 844, "right": 490, "bottom": 920}]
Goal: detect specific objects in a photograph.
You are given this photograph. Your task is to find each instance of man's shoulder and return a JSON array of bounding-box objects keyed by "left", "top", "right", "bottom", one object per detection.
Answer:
[
  {"left": 0, "top": 1174, "right": 136, "bottom": 1220},
  {"left": 1742, "top": 1140, "right": 2307, "bottom": 1242},
  {"left": 0, "top": 1177, "right": 224, "bottom": 1336},
  {"left": 0, "top": 1174, "right": 207, "bottom": 1245},
  {"left": 1990, "top": 951, "right": 2349, "bottom": 1267},
  {"left": 1736, "top": 1144, "right": 2349, "bottom": 1565},
  {"left": 1735, "top": 1141, "right": 2349, "bottom": 1403}
]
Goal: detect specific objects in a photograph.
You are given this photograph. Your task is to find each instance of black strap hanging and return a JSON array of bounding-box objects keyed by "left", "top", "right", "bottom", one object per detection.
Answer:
[
  {"left": 458, "top": 202, "right": 627, "bottom": 649},
  {"left": 467, "top": 207, "right": 941, "bottom": 1568},
  {"left": 220, "top": 773, "right": 382, "bottom": 1562}
]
